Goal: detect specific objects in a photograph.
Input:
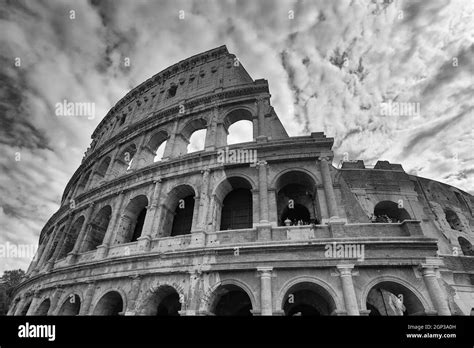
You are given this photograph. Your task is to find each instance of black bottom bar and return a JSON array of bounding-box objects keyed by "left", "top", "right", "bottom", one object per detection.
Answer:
[{"left": 0, "top": 316, "right": 472, "bottom": 347}]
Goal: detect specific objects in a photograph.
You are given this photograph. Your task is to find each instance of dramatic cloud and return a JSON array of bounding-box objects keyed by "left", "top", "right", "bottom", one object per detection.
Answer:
[{"left": 0, "top": 0, "right": 472, "bottom": 272}]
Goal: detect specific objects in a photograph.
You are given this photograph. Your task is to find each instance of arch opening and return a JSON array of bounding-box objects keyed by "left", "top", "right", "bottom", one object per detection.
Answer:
[
  {"left": 58, "top": 294, "right": 81, "bottom": 315},
  {"left": 140, "top": 286, "right": 182, "bottom": 316},
  {"left": 227, "top": 120, "right": 253, "bottom": 145},
  {"left": 366, "top": 281, "right": 426, "bottom": 316},
  {"left": 115, "top": 195, "right": 148, "bottom": 244},
  {"left": 35, "top": 299, "right": 51, "bottom": 315},
  {"left": 372, "top": 201, "right": 411, "bottom": 223},
  {"left": 120, "top": 143, "right": 137, "bottom": 171},
  {"left": 458, "top": 237, "right": 473, "bottom": 256},
  {"left": 187, "top": 129, "right": 206, "bottom": 153},
  {"left": 162, "top": 185, "right": 196, "bottom": 237},
  {"left": 93, "top": 291, "right": 124, "bottom": 316},
  {"left": 282, "top": 282, "right": 337, "bottom": 316},
  {"left": 281, "top": 203, "right": 311, "bottom": 226},
  {"left": 92, "top": 156, "right": 111, "bottom": 186},
  {"left": 275, "top": 171, "right": 319, "bottom": 226},
  {"left": 445, "top": 209, "right": 463, "bottom": 231},
  {"left": 59, "top": 216, "right": 85, "bottom": 260},
  {"left": 75, "top": 171, "right": 92, "bottom": 196},
  {"left": 171, "top": 195, "right": 194, "bottom": 236},
  {"left": 19, "top": 299, "right": 32, "bottom": 316},
  {"left": 147, "top": 131, "right": 168, "bottom": 163},
  {"left": 210, "top": 284, "right": 253, "bottom": 316},
  {"left": 82, "top": 206, "right": 111, "bottom": 252}
]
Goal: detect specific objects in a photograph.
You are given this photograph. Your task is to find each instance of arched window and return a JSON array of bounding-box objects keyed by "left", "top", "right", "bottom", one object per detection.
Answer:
[
  {"left": 162, "top": 185, "right": 196, "bottom": 237},
  {"left": 35, "top": 299, "right": 51, "bottom": 315},
  {"left": 154, "top": 141, "right": 167, "bottom": 162},
  {"left": 445, "top": 209, "right": 463, "bottom": 231},
  {"left": 117, "top": 143, "right": 137, "bottom": 172},
  {"left": 210, "top": 284, "right": 253, "bottom": 316},
  {"left": 187, "top": 129, "right": 206, "bottom": 153},
  {"left": 89, "top": 157, "right": 111, "bottom": 188},
  {"left": 75, "top": 171, "right": 92, "bottom": 196},
  {"left": 275, "top": 171, "right": 319, "bottom": 226},
  {"left": 19, "top": 299, "right": 32, "bottom": 316},
  {"left": 58, "top": 216, "right": 85, "bottom": 260},
  {"left": 227, "top": 120, "right": 253, "bottom": 145},
  {"left": 458, "top": 237, "right": 473, "bottom": 256},
  {"left": 146, "top": 131, "right": 168, "bottom": 163},
  {"left": 115, "top": 195, "right": 148, "bottom": 244},
  {"left": 96, "top": 157, "right": 111, "bottom": 177},
  {"left": 366, "top": 282, "right": 426, "bottom": 316},
  {"left": 220, "top": 188, "right": 253, "bottom": 230},
  {"left": 224, "top": 109, "right": 254, "bottom": 145},
  {"left": 177, "top": 119, "right": 207, "bottom": 155},
  {"left": 82, "top": 206, "right": 112, "bottom": 252},
  {"left": 58, "top": 294, "right": 81, "bottom": 315},
  {"left": 93, "top": 291, "right": 123, "bottom": 316},
  {"left": 138, "top": 285, "right": 182, "bottom": 316},
  {"left": 171, "top": 195, "right": 194, "bottom": 236},
  {"left": 372, "top": 201, "right": 411, "bottom": 223},
  {"left": 282, "top": 282, "right": 337, "bottom": 316},
  {"left": 43, "top": 226, "right": 64, "bottom": 263}
]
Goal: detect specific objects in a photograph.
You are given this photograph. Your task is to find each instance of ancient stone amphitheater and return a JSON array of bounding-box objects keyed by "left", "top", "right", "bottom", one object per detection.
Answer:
[{"left": 9, "top": 46, "right": 474, "bottom": 316}]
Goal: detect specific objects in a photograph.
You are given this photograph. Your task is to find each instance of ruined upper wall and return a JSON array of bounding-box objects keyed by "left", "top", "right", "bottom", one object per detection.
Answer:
[{"left": 91, "top": 45, "right": 254, "bottom": 144}]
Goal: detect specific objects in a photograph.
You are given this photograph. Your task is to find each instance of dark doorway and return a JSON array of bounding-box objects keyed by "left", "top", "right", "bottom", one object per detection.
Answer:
[
  {"left": 213, "top": 286, "right": 253, "bottom": 316},
  {"left": 280, "top": 203, "right": 311, "bottom": 226},
  {"left": 156, "top": 292, "right": 181, "bottom": 316},
  {"left": 93, "top": 291, "right": 123, "bottom": 316},
  {"left": 131, "top": 208, "right": 147, "bottom": 242},
  {"left": 220, "top": 188, "right": 252, "bottom": 230},
  {"left": 171, "top": 195, "right": 195, "bottom": 236}
]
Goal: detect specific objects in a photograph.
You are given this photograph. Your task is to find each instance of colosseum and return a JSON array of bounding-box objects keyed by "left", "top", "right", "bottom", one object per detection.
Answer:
[{"left": 8, "top": 46, "right": 474, "bottom": 316}]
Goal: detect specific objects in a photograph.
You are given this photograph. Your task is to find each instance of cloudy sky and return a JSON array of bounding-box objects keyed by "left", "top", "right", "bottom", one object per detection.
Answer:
[{"left": 0, "top": 0, "right": 473, "bottom": 273}]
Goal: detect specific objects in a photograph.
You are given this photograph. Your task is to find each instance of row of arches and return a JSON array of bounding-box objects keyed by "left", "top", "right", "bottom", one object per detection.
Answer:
[
  {"left": 17, "top": 278, "right": 431, "bottom": 316},
  {"left": 67, "top": 108, "right": 255, "bottom": 201},
  {"left": 45, "top": 169, "right": 451, "bottom": 267}
]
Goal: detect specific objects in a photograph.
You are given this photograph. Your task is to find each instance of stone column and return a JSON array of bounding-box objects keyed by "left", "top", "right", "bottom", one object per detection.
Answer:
[
  {"left": 47, "top": 287, "right": 65, "bottom": 315},
  {"left": 255, "top": 96, "right": 268, "bottom": 140},
  {"left": 319, "top": 156, "right": 339, "bottom": 219},
  {"left": 105, "top": 148, "right": 120, "bottom": 181},
  {"left": 162, "top": 120, "right": 179, "bottom": 160},
  {"left": 79, "top": 281, "right": 96, "bottom": 315},
  {"left": 196, "top": 169, "right": 211, "bottom": 231},
  {"left": 25, "top": 290, "right": 42, "bottom": 316},
  {"left": 205, "top": 107, "right": 219, "bottom": 151},
  {"left": 130, "top": 135, "right": 147, "bottom": 170},
  {"left": 336, "top": 264, "right": 360, "bottom": 315},
  {"left": 46, "top": 214, "right": 74, "bottom": 271},
  {"left": 256, "top": 161, "right": 269, "bottom": 222},
  {"left": 420, "top": 264, "right": 451, "bottom": 315},
  {"left": 125, "top": 275, "right": 142, "bottom": 315},
  {"left": 67, "top": 203, "right": 95, "bottom": 264},
  {"left": 257, "top": 267, "right": 273, "bottom": 315},
  {"left": 191, "top": 195, "right": 201, "bottom": 231},
  {"left": 214, "top": 121, "right": 228, "bottom": 149},
  {"left": 138, "top": 180, "right": 162, "bottom": 252},
  {"left": 96, "top": 191, "right": 126, "bottom": 259}
]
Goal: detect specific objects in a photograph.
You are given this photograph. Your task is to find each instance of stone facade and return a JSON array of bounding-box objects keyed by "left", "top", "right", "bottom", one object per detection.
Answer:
[{"left": 8, "top": 46, "right": 474, "bottom": 316}]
